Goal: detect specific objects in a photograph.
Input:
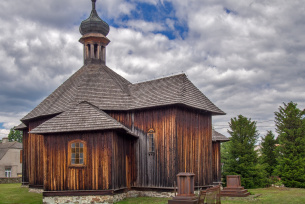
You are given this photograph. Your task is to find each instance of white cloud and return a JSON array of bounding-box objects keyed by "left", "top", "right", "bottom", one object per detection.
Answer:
[{"left": 0, "top": 0, "right": 304, "bottom": 141}]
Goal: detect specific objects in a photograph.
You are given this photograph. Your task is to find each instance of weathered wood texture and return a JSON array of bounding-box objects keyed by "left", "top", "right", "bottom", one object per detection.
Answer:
[
  {"left": 22, "top": 129, "right": 29, "bottom": 184},
  {"left": 43, "top": 131, "right": 134, "bottom": 191},
  {"left": 108, "top": 106, "right": 213, "bottom": 188},
  {"left": 176, "top": 108, "right": 213, "bottom": 187},
  {"left": 212, "top": 142, "right": 221, "bottom": 182},
  {"left": 112, "top": 133, "right": 136, "bottom": 189},
  {"left": 26, "top": 117, "right": 51, "bottom": 187}
]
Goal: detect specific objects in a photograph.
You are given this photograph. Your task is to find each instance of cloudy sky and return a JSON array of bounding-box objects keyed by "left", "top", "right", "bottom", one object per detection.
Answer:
[{"left": 0, "top": 0, "right": 304, "bottom": 140}]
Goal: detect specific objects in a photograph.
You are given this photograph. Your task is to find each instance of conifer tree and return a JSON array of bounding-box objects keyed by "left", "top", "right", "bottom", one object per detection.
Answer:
[
  {"left": 223, "top": 115, "right": 267, "bottom": 188},
  {"left": 260, "top": 131, "right": 277, "bottom": 176},
  {"left": 275, "top": 102, "right": 305, "bottom": 187}
]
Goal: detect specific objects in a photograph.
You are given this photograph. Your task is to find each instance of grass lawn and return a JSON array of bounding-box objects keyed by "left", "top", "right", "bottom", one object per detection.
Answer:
[
  {"left": 0, "top": 183, "right": 42, "bottom": 204},
  {"left": 116, "top": 187, "right": 305, "bottom": 204},
  {"left": 1, "top": 184, "right": 305, "bottom": 204}
]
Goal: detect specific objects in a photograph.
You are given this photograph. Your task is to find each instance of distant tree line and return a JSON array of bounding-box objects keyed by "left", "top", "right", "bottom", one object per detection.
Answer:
[{"left": 221, "top": 102, "right": 305, "bottom": 188}]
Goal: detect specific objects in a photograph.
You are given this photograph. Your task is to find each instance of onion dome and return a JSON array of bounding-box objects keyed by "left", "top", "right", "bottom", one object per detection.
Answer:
[{"left": 79, "top": 0, "right": 110, "bottom": 36}]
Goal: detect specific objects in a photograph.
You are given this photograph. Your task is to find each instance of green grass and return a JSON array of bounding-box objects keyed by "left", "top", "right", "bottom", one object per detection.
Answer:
[
  {"left": 0, "top": 183, "right": 42, "bottom": 204},
  {"left": 1, "top": 184, "right": 305, "bottom": 204},
  {"left": 116, "top": 187, "right": 305, "bottom": 204}
]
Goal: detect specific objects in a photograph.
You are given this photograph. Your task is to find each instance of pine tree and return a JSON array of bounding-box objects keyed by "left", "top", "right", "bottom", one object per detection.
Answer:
[
  {"left": 275, "top": 102, "right": 305, "bottom": 188},
  {"left": 260, "top": 131, "right": 277, "bottom": 176},
  {"left": 223, "top": 115, "right": 267, "bottom": 188}
]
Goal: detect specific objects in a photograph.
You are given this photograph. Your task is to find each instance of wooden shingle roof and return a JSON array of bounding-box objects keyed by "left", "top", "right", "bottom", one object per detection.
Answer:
[
  {"left": 129, "top": 74, "right": 225, "bottom": 114},
  {"left": 14, "top": 123, "right": 27, "bottom": 130},
  {"left": 212, "top": 129, "right": 230, "bottom": 142},
  {"left": 22, "top": 64, "right": 132, "bottom": 121},
  {"left": 30, "top": 102, "right": 138, "bottom": 137},
  {"left": 22, "top": 63, "right": 224, "bottom": 122}
]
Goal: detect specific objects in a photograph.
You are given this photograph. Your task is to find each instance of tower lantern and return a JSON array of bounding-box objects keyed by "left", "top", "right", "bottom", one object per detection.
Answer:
[{"left": 79, "top": 0, "right": 110, "bottom": 65}]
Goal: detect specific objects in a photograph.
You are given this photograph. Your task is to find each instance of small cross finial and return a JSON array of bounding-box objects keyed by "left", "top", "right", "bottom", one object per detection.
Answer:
[{"left": 92, "top": 0, "right": 97, "bottom": 10}]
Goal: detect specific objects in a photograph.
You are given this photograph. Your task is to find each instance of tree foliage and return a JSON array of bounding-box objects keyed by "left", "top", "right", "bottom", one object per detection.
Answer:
[
  {"left": 223, "top": 115, "right": 267, "bottom": 188},
  {"left": 275, "top": 102, "right": 305, "bottom": 188},
  {"left": 260, "top": 131, "right": 277, "bottom": 176},
  {"left": 8, "top": 128, "right": 22, "bottom": 143}
]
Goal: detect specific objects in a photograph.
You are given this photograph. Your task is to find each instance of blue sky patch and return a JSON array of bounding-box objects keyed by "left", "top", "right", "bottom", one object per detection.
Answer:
[
  {"left": 0, "top": 123, "right": 4, "bottom": 129},
  {"left": 224, "top": 7, "right": 237, "bottom": 15},
  {"left": 109, "top": 1, "right": 189, "bottom": 40}
]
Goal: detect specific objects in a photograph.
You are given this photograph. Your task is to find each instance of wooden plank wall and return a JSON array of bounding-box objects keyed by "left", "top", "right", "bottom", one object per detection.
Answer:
[
  {"left": 43, "top": 131, "right": 113, "bottom": 191},
  {"left": 112, "top": 133, "right": 136, "bottom": 190},
  {"left": 109, "top": 106, "right": 213, "bottom": 188},
  {"left": 22, "top": 129, "right": 29, "bottom": 184},
  {"left": 212, "top": 142, "right": 221, "bottom": 182},
  {"left": 27, "top": 117, "right": 51, "bottom": 187},
  {"left": 176, "top": 108, "right": 213, "bottom": 187}
]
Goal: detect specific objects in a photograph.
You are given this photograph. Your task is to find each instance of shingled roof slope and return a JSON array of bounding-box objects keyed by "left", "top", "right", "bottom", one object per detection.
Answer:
[
  {"left": 30, "top": 102, "right": 137, "bottom": 137},
  {"left": 22, "top": 64, "right": 132, "bottom": 121},
  {"left": 129, "top": 74, "right": 225, "bottom": 114},
  {"left": 212, "top": 129, "right": 230, "bottom": 142},
  {"left": 0, "top": 142, "right": 22, "bottom": 160},
  {"left": 22, "top": 65, "right": 224, "bottom": 122},
  {"left": 14, "top": 123, "right": 27, "bottom": 130}
]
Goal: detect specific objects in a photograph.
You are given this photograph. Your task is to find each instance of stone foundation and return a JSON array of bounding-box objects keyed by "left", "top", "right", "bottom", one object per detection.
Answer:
[
  {"left": 43, "top": 190, "right": 175, "bottom": 204},
  {"left": 0, "top": 177, "right": 22, "bottom": 184}
]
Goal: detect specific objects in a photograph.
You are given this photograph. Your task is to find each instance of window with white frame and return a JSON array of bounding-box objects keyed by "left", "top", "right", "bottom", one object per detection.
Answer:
[{"left": 5, "top": 167, "right": 11, "bottom": 178}]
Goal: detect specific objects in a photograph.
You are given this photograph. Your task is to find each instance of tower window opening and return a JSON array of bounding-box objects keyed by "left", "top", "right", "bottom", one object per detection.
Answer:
[{"left": 94, "top": 44, "right": 98, "bottom": 59}]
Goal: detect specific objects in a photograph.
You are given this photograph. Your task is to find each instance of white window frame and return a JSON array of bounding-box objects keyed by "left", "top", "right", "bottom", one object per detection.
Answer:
[{"left": 5, "top": 167, "right": 12, "bottom": 178}]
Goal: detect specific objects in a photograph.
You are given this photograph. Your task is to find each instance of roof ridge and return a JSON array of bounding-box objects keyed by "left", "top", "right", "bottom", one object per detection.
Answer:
[
  {"left": 133, "top": 73, "right": 186, "bottom": 85},
  {"left": 101, "top": 65, "right": 132, "bottom": 95}
]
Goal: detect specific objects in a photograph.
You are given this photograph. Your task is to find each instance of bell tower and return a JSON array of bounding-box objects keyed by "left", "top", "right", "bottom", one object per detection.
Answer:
[{"left": 79, "top": 0, "right": 110, "bottom": 65}]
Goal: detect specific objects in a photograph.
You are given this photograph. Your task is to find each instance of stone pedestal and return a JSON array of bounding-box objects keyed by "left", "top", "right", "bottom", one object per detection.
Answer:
[
  {"left": 221, "top": 175, "right": 250, "bottom": 197},
  {"left": 168, "top": 173, "right": 198, "bottom": 204}
]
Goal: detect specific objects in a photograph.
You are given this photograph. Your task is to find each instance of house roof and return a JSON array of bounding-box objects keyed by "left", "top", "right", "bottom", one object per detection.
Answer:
[
  {"left": 0, "top": 142, "right": 22, "bottom": 160},
  {"left": 30, "top": 101, "right": 138, "bottom": 137},
  {"left": 212, "top": 129, "right": 230, "bottom": 142},
  {"left": 21, "top": 63, "right": 224, "bottom": 123}
]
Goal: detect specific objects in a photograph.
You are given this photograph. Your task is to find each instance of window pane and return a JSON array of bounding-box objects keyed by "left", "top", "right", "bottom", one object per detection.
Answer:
[{"left": 70, "top": 141, "right": 85, "bottom": 165}]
